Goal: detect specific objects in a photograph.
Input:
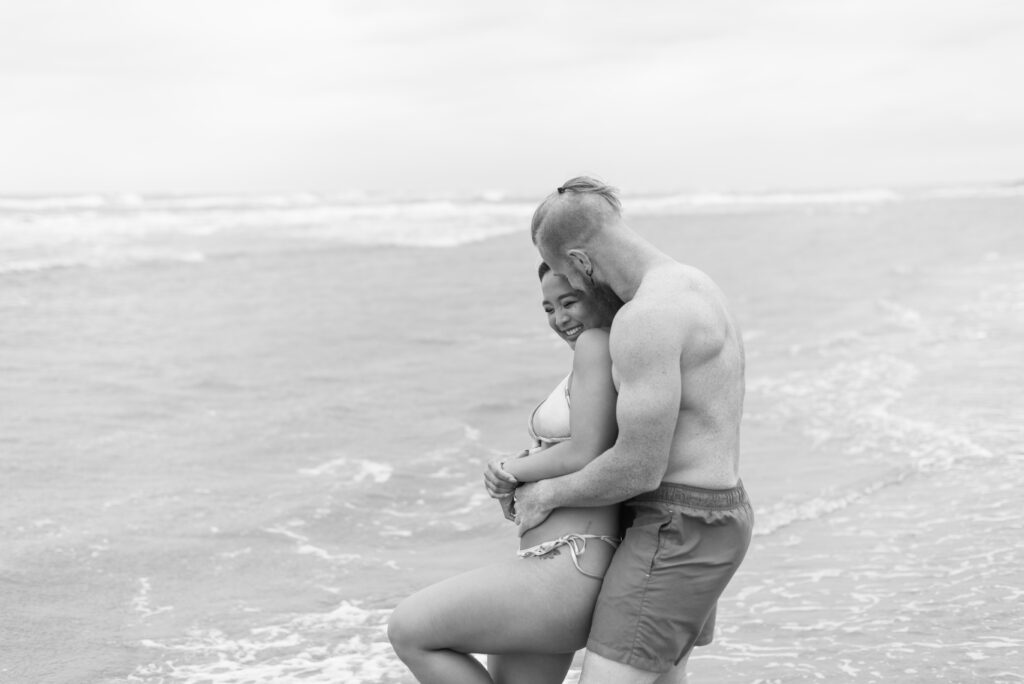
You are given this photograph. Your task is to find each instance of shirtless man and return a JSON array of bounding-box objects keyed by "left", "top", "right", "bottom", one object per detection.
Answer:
[{"left": 505, "top": 177, "right": 754, "bottom": 683}]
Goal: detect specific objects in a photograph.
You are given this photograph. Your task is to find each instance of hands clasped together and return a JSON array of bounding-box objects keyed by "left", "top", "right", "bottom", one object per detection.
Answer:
[{"left": 483, "top": 451, "right": 552, "bottom": 536}]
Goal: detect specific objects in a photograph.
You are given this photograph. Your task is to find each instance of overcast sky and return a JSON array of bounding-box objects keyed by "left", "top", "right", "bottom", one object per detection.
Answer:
[{"left": 2, "top": 1, "right": 1022, "bottom": 195}]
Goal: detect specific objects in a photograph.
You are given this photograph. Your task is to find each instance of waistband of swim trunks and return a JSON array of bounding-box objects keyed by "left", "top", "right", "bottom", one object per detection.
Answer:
[{"left": 628, "top": 480, "right": 748, "bottom": 510}]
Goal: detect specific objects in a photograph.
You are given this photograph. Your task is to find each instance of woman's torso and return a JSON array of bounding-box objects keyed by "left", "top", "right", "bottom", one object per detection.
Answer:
[
  {"left": 519, "top": 503, "right": 620, "bottom": 550},
  {"left": 520, "top": 373, "right": 619, "bottom": 550}
]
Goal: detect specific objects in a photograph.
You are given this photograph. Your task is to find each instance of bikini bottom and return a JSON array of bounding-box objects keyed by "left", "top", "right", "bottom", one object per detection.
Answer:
[{"left": 518, "top": 533, "right": 620, "bottom": 579}]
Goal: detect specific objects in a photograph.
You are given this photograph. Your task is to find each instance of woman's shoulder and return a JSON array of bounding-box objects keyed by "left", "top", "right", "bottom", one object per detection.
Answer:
[
  {"left": 572, "top": 328, "right": 612, "bottom": 366},
  {"left": 576, "top": 327, "right": 610, "bottom": 347}
]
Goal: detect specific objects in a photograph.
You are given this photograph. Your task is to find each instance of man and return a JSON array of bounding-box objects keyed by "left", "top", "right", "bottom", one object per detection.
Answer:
[{"left": 494, "top": 177, "right": 753, "bottom": 683}]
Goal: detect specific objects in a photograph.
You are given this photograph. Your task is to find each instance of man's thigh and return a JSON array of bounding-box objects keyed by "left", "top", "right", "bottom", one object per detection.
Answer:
[{"left": 586, "top": 500, "right": 752, "bottom": 672}]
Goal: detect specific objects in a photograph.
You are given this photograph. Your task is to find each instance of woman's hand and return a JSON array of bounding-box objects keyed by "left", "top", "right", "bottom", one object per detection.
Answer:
[{"left": 483, "top": 451, "right": 527, "bottom": 498}]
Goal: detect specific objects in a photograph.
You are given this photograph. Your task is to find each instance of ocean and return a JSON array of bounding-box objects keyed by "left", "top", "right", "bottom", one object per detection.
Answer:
[{"left": 1, "top": 186, "right": 1022, "bottom": 683}]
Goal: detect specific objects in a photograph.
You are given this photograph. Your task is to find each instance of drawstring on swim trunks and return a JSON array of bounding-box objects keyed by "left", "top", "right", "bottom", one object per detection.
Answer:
[{"left": 518, "top": 533, "right": 620, "bottom": 579}]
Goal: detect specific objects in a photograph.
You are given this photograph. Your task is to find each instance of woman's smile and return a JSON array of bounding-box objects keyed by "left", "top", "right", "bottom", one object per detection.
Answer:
[
  {"left": 561, "top": 324, "right": 584, "bottom": 340},
  {"left": 540, "top": 270, "right": 615, "bottom": 348}
]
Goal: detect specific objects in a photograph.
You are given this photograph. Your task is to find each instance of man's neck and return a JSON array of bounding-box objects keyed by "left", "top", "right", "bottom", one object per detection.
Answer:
[{"left": 603, "top": 229, "right": 674, "bottom": 302}]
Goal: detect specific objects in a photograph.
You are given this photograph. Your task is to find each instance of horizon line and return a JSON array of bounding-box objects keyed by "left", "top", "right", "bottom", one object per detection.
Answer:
[{"left": 0, "top": 177, "right": 1022, "bottom": 201}]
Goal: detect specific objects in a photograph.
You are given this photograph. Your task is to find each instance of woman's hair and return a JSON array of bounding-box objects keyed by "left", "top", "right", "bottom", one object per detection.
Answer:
[{"left": 537, "top": 260, "right": 624, "bottom": 318}]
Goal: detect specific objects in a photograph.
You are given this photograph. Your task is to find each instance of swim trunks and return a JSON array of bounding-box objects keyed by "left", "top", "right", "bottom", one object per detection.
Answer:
[{"left": 586, "top": 480, "right": 753, "bottom": 673}]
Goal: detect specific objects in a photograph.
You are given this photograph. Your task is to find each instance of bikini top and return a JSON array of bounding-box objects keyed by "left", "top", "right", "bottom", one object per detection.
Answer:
[{"left": 527, "top": 373, "right": 572, "bottom": 447}]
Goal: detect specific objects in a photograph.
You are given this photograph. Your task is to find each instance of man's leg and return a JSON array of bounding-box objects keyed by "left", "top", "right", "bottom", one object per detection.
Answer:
[
  {"left": 578, "top": 650, "right": 690, "bottom": 684},
  {"left": 653, "top": 653, "right": 690, "bottom": 684},
  {"left": 578, "top": 650, "right": 660, "bottom": 684}
]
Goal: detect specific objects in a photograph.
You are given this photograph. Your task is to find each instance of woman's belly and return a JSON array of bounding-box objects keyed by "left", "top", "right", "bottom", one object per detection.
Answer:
[{"left": 519, "top": 504, "right": 620, "bottom": 551}]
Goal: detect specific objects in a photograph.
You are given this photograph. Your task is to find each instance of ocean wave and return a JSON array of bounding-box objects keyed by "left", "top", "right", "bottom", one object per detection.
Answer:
[
  {"left": 0, "top": 196, "right": 534, "bottom": 252},
  {"left": 0, "top": 248, "right": 205, "bottom": 274},
  {"left": 920, "top": 183, "right": 1024, "bottom": 199},
  {"left": 629, "top": 188, "right": 903, "bottom": 214},
  {"left": 0, "top": 192, "right": 535, "bottom": 217},
  {"left": 297, "top": 456, "right": 393, "bottom": 483},
  {"left": 263, "top": 525, "right": 362, "bottom": 564},
  {"left": 749, "top": 351, "right": 995, "bottom": 535},
  {"left": 2, "top": 183, "right": 1019, "bottom": 255},
  {"left": 130, "top": 600, "right": 404, "bottom": 684},
  {"left": 0, "top": 194, "right": 114, "bottom": 211},
  {"left": 0, "top": 250, "right": 206, "bottom": 276},
  {"left": 753, "top": 466, "right": 914, "bottom": 536},
  {"left": 5, "top": 183, "right": 1020, "bottom": 216},
  {"left": 753, "top": 355, "right": 993, "bottom": 463},
  {"left": 0, "top": 193, "right": 329, "bottom": 213},
  {"left": 130, "top": 577, "right": 174, "bottom": 619}
]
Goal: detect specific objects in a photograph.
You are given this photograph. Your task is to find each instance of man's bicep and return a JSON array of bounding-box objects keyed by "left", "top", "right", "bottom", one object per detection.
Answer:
[{"left": 612, "top": 341, "right": 681, "bottom": 483}]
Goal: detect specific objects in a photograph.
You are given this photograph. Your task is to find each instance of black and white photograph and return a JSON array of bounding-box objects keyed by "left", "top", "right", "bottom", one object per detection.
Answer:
[{"left": 2, "top": 2, "right": 1022, "bottom": 683}]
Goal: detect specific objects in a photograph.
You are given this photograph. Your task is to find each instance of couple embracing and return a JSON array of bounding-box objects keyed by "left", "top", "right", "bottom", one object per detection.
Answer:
[{"left": 388, "top": 177, "right": 754, "bottom": 684}]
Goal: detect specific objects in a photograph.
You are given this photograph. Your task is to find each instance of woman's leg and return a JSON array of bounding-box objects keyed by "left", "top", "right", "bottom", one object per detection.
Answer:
[
  {"left": 487, "top": 652, "right": 575, "bottom": 684},
  {"left": 388, "top": 551, "right": 603, "bottom": 684}
]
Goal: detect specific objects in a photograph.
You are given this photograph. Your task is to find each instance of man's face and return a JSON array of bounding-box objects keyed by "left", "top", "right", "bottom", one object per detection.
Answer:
[
  {"left": 537, "top": 243, "right": 591, "bottom": 295},
  {"left": 538, "top": 242, "right": 624, "bottom": 314}
]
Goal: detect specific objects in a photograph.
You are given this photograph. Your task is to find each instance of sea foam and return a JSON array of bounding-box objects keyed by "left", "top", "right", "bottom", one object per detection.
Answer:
[{"left": 130, "top": 601, "right": 404, "bottom": 684}]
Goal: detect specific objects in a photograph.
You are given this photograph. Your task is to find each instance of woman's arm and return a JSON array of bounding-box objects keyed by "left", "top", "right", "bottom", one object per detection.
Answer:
[{"left": 502, "top": 329, "right": 617, "bottom": 483}]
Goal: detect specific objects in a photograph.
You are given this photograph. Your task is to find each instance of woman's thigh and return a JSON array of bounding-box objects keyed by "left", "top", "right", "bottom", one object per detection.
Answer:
[
  {"left": 390, "top": 551, "right": 603, "bottom": 655},
  {"left": 488, "top": 652, "right": 575, "bottom": 684}
]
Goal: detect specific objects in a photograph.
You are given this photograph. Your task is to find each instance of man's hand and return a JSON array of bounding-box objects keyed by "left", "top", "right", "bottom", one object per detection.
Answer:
[
  {"left": 483, "top": 452, "right": 526, "bottom": 498},
  {"left": 497, "top": 494, "right": 517, "bottom": 522},
  {"left": 513, "top": 480, "right": 554, "bottom": 536}
]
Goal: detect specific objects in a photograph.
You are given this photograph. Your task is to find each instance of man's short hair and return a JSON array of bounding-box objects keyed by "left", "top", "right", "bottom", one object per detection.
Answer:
[{"left": 531, "top": 176, "right": 622, "bottom": 245}]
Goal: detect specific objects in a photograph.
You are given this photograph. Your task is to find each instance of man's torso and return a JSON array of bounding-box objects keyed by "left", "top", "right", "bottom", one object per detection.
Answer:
[{"left": 612, "top": 263, "right": 744, "bottom": 489}]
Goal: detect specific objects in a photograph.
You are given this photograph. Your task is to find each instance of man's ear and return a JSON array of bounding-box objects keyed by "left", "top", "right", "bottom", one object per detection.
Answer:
[{"left": 567, "top": 249, "right": 593, "bottom": 277}]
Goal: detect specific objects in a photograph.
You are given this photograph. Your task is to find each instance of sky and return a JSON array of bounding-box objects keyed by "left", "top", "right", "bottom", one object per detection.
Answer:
[{"left": 1, "top": 0, "right": 1023, "bottom": 196}]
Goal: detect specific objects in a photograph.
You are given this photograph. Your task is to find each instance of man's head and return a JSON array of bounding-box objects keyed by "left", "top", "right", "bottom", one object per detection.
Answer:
[{"left": 530, "top": 176, "right": 622, "bottom": 293}]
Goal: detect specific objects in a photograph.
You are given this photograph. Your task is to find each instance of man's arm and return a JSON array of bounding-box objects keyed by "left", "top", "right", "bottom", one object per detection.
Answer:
[{"left": 515, "top": 303, "right": 686, "bottom": 530}]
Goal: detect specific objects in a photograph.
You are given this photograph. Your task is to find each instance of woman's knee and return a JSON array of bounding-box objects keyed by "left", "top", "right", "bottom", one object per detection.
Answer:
[{"left": 387, "top": 599, "right": 428, "bottom": 657}]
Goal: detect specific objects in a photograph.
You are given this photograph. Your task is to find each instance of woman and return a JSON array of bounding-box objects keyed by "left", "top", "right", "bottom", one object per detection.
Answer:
[{"left": 388, "top": 262, "right": 622, "bottom": 684}]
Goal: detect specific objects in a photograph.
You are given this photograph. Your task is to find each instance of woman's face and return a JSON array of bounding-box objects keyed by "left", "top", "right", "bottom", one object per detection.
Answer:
[{"left": 541, "top": 272, "right": 613, "bottom": 348}]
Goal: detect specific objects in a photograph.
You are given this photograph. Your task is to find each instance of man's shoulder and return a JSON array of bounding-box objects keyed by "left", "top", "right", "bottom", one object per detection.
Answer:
[
  {"left": 609, "top": 296, "right": 688, "bottom": 360},
  {"left": 614, "top": 263, "right": 731, "bottom": 357},
  {"left": 650, "top": 262, "right": 717, "bottom": 297},
  {"left": 627, "top": 264, "right": 719, "bottom": 323}
]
